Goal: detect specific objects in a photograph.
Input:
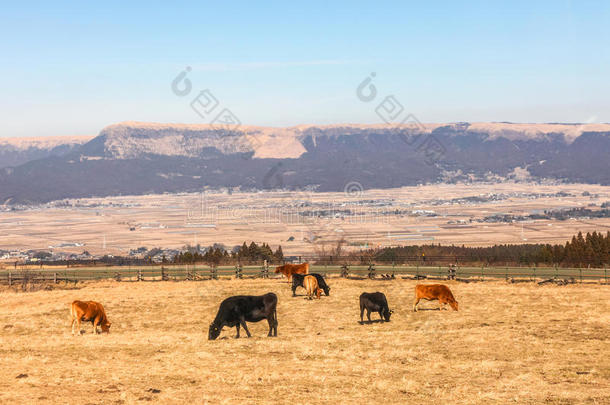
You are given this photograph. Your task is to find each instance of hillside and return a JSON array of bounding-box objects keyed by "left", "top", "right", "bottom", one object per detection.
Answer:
[
  {"left": 0, "top": 135, "right": 93, "bottom": 169},
  {"left": 0, "top": 122, "right": 608, "bottom": 204}
]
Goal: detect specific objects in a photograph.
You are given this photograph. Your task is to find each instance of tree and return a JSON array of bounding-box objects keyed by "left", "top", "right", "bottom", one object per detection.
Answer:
[{"left": 274, "top": 245, "right": 284, "bottom": 262}]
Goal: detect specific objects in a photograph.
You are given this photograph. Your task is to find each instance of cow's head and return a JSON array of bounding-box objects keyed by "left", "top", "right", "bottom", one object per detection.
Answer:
[
  {"left": 450, "top": 300, "right": 459, "bottom": 311},
  {"left": 383, "top": 309, "right": 394, "bottom": 322},
  {"left": 322, "top": 286, "right": 331, "bottom": 296},
  {"left": 208, "top": 323, "right": 221, "bottom": 340},
  {"left": 101, "top": 321, "right": 111, "bottom": 333},
  {"left": 274, "top": 265, "right": 284, "bottom": 274}
]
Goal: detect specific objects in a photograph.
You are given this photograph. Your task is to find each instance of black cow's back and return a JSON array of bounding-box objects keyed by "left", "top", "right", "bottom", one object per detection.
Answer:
[
  {"left": 214, "top": 293, "right": 277, "bottom": 325},
  {"left": 359, "top": 292, "right": 391, "bottom": 321},
  {"left": 360, "top": 292, "right": 388, "bottom": 308},
  {"left": 292, "top": 273, "right": 330, "bottom": 296},
  {"left": 209, "top": 293, "right": 278, "bottom": 339}
]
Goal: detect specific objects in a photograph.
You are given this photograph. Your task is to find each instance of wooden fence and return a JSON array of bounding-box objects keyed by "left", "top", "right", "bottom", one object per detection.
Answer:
[{"left": 0, "top": 263, "right": 608, "bottom": 286}]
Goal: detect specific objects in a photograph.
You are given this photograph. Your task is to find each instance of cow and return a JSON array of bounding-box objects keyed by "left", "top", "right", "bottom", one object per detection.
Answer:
[
  {"left": 291, "top": 273, "right": 330, "bottom": 296},
  {"left": 70, "top": 300, "right": 111, "bottom": 335},
  {"left": 303, "top": 275, "right": 322, "bottom": 300},
  {"left": 413, "top": 284, "right": 459, "bottom": 311},
  {"left": 359, "top": 292, "right": 393, "bottom": 323},
  {"left": 274, "top": 263, "right": 309, "bottom": 280},
  {"left": 208, "top": 293, "right": 278, "bottom": 340}
]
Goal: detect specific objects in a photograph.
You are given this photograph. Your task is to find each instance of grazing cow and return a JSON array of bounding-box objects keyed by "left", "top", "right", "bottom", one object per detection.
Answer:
[
  {"left": 413, "top": 284, "right": 459, "bottom": 311},
  {"left": 274, "top": 263, "right": 309, "bottom": 280},
  {"left": 291, "top": 273, "right": 330, "bottom": 296},
  {"left": 208, "top": 293, "right": 278, "bottom": 340},
  {"left": 303, "top": 275, "right": 322, "bottom": 299},
  {"left": 70, "top": 300, "right": 111, "bottom": 335},
  {"left": 359, "top": 292, "right": 393, "bottom": 323}
]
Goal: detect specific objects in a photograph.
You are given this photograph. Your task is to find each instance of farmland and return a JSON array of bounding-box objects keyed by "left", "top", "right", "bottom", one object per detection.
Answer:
[
  {"left": 0, "top": 278, "right": 608, "bottom": 404},
  {"left": 1, "top": 182, "right": 610, "bottom": 260}
]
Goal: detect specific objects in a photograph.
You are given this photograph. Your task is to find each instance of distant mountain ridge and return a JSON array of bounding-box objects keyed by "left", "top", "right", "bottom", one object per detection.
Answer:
[
  {"left": 0, "top": 121, "right": 608, "bottom": 204},
  {"left": 0, "top": 135, "right": 93, "bottom": 168}
]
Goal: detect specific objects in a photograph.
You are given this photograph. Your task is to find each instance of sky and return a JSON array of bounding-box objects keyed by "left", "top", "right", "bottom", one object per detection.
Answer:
[{"left": 1, "top": 0, "right": 609, "bottom": 138}]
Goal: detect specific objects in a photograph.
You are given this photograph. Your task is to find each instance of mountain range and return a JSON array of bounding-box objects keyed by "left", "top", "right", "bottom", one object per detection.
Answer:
[{"left": 0, "top": 121, "right": 608, "bottom": 204}]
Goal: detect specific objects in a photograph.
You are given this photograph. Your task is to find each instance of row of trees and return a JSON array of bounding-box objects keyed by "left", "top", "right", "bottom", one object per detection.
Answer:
[
  {"left": 170, "top": 231, "right": 609, "bottom": 267},
  {"left": 368, "top": 231, "right": 609, "bottom": 267},
  {"left": 173, "top": 242, "right": 284, "bottom": 265}
]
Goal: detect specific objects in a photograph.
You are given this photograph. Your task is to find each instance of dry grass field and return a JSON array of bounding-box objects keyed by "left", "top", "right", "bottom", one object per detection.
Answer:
[{"left": 0, "top": 278, "right": 608, "bottom": 404}]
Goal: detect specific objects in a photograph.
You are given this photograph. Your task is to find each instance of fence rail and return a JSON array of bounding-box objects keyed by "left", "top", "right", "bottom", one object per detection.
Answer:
[{"left": 1, "top": 263, "right": 608, "bottom": 286}]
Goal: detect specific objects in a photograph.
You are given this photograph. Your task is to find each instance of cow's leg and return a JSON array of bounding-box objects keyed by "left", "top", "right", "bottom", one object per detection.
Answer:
[
  {"left": 292, "top": 284, "right": 297, "bottom": 297},
  {"left": 366, "top": 309, "right": 372, "bottom": 323},
  {"left": 92, "top": 319, "right": 98, "bottom": 335},
  {"left": 269, "top": 309, "right": 278, "bottom": 336},
  {"left": 360, "top": 305, "right": 365, "bottom": 323},
  {"left": 413, "top": 297, "right": 420, "bottom": 312},
  {"left": 76, "top": 318, "right": 82, "bottom": 335},
  {"left": 267, "top": 317, "right": 274, "bottom": 337},
  {"left": 94, "top": 315, "right": 103, "bottom": 334},
  {"left": 379, "top": 310, "right": 384, "bottom": 321},
  {"left": 239, "top": 317, "right": 251, "bottom": 338},
  {"left": 235, "top": 323, "right": 240, "bottom": 338},
  {"left": 71, "top": 317, "right": 76, "bottom": 335},
  {"left": 438, "top": 299, "right": 444, "bottom": 311}
]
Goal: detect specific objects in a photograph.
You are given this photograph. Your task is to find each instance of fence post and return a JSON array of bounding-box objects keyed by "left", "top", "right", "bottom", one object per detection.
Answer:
[
  {"left": 8, "top": 270, "right": 11, "bottom": 287},
  {"left": 579, "top": 267, "right": 582, "bottom": 284},
  {"left": 605, "top": 266, "right": 608, "bottom": 284},
  {"left": 115, "top": 271, "right": 122, "bottom": 282},
  {"left": 340, "top": 264, "right": 349, "bottom": 278},
  {"left": 235, "top": 264, "right": 242, "bottom": 279},
  {"left": 505, "top": 266, "right": 508, "bottom": 280},
  {"left": 555, "top": 264, "right": 558, "bottom": 280},
  {"left": 261, "top": 261, "right": 269, "bottom": 279},
  {"left": 137, "top": 268, "right": 142, "bottom": 282},
  {"left": 54, "top": 272, "right": 57, "bottom": 284}
]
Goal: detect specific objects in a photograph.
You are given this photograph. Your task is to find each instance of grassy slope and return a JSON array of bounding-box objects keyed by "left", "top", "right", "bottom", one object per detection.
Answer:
[{"left": 0, "top": 279, "right": 608, "bottom": 404}]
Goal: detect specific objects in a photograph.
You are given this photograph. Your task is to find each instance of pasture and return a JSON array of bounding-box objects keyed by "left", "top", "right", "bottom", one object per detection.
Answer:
[{"left": 0, "top": 278, "right": 608, "bottom": 404}]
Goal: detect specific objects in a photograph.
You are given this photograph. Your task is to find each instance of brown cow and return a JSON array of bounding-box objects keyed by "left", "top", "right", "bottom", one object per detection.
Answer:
[
  {"left": 275, "top": 263, "right": 309, "bottom": 280},
  {"left": 70, "top": 300, "right": 111, "bottom": 335},
  {"left": 413, "top": 284, "right": 459, "bottom": 311},
  {"left": 303, "top": 275, "right": 321, "bottom": 299}
]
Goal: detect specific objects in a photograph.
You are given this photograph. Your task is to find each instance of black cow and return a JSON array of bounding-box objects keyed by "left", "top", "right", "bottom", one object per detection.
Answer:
[
  {"left": 208, "top": 293, "right": 278, "bottom": 340},
  {"left": 292, "top": 273, "right": 330, "bottom": 296},
  {"left": 359, "top": 292, "right": 393, "bottom": 323}
]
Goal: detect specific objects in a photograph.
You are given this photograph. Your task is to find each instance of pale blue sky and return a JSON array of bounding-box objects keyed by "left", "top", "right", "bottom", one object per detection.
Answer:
[{"left": 1, "top": 1, "right": 609, "bottom": 137}]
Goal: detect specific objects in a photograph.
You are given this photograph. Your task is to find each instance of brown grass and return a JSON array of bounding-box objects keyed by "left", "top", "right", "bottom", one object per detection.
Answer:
[{"left": 0, "top": 278, "right": 608, "bottom": 404}]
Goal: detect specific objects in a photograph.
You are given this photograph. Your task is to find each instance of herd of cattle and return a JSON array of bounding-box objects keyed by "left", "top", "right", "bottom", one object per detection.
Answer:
[{"left": 68, "top": 263, "right": 459, "bottom": 339}]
